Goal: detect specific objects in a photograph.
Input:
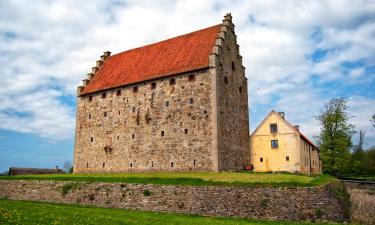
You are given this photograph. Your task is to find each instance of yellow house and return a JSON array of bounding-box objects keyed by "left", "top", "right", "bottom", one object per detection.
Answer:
[{"left": 250, "top": 111, "right": 321, "bottom": 174}]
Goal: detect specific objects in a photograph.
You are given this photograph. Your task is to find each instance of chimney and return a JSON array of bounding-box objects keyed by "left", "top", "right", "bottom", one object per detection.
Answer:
[
  {"left": 103, "top": 51, "right": 111, "bottom": 57},
  {"left": 294, "top": 125, "right": 299, "bottom": 131},
  {"left": 278, "top": 112, "right": 285, "bottom": 119}
]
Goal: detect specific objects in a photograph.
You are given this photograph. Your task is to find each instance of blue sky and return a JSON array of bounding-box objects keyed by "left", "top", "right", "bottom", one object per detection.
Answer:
[{"left": 0, "top": 0, "right": 374, "bottom": 172}]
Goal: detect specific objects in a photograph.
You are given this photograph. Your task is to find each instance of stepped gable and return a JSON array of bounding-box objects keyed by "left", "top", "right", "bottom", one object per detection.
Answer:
[{"left": 79, "top": 24, "right": 221, "bottom": 95}]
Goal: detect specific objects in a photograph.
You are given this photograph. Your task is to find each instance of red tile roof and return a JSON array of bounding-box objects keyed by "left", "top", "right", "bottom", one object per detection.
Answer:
[{"left": 80, "top": 24, "right": 221, "bottom": 95}]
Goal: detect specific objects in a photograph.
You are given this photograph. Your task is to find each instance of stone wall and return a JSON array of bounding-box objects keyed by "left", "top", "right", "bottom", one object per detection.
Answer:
[
  {"left": 74, "top": 69, "right": 215, "bottom": 173},
  {"left": 210, "top": 14, "right": 250, "bottom": 171},
  {"left": 0, "top": 180, "right": 347, "bottom": 222}
]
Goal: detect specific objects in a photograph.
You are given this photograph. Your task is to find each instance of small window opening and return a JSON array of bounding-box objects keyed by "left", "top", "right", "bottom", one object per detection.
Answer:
[
  {"left": 86, "top": 162, "right": 89, "bottom": 168},
  {"left": 90, "top": 137, "right": 93, "bottom": 142},
  {"left": 170, "top": 78, "right": 176, "bottom": 85},
  {"left": 132, "top": 107, "right": 136, "bottom": 112},
  {"left": 171, "top": 162, "right": 174, "bottom": 167},
  {"left": 239, "top": 86, "right": 242, "bottom": 93},
  {"left": 165, "top": 101, "right": 169, "bottom": 107},
  {"left": 133, "top": 86, "right": 138, "bottom": 92},
  {"left": 193, "top": 160, "right": 197, "bottom": 166},
  {"left": 184, "top": 129, "right": 188, "bottom": 134},
  {"left": 231, "top": 61, "right": 235, "bottom": 71},
  {"left": 88, "top": 96, "right": 93, "bottom": 102},
  {"left": 104, "top": 112, "right": 107, "bottom": 117},
  {"left": 188, "top": 74, "right": 195, "bottom": 81},
  {"left": 132, "top": 134, "right": 135, "bottom": 139},
  {"left": 260, "top": 157, "right": 263, "bottom": 162},
  {"left": 151, "top": 82, "right": 156, "bottom": 89},
  {"left": 130, "top": 163, "right": 133, "bottom": 168},
  {"left": 286, "top": 156, "right": 290, "bottom": 161},
  {"left": 116, "top": 90, "right": 121, "bottom": 96},
  {"left": 88, "top": 114, "right": 91, "bottom": 119},
  {"left": 161, "top": 131, "right": 164, "bottom": 136},
  {"left": 151, "top": 161, "right": 154, "bottom": 167},
  {"left": 102, "top": 162, "right": 105, "bottom": 168},
  {"left": 271, "top": 140, "right": 279, "bottom": 149},
  {"left": 102, "top": 92, "right": 106, "bottom": 98},
  {"left": 189, "top": 98, "right": 193, "bottom": 104},
  {"left": 118, "top": 111, "right": 121, "bottom": 115},
  {"left": 224, "top": 76, "right": 228, "bottom": 84},
  {"left": 117, "top": 136, "right": 120, "bottom": 140},
  {"left": 270, "top": 124, "right": 277, "bottom": 133}
]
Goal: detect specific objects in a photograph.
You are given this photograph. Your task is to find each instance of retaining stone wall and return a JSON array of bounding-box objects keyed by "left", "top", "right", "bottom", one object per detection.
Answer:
[{"left": 0, "top": 180, "right": 347, "bottom": 222}]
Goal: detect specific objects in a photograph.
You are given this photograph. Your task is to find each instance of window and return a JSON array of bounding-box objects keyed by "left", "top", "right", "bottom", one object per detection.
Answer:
[
  {"left": 130, "top": 163, "right": 133, "bottom": 168},
  {"left": 171, "top": 162, "right": 174, "bottom": 167},
  {"left": 133, "top": 86, "right": 138, "bottom": 92},
  {"left": 239, "top": 86, "right": 242, "bottom": 93},
  {"left": 193, "top": 160, "right": 197, "bottom": 166},
  {"left": 231, "top": 61, "right": 235, "bottom": 71},
  {"left": 270, "top": 124, "right": 277, "bottom": 133},
  {"left": 184, "top": 129, "right": 188, "bottom": 134},
  {"left": 224, "top": 76, "right": 228, "bottom": 84},
  {"left": 86, "top": 162, "right": 89, "bottom": 168},
  {"left": 165, "top": 101, "right": 169, "bottom": 107},
  {"left": 88, "top": 96, "right": 93, "bottom": 102},
  {"left": 151, "top": 161, "right": 154, "bottom": 167},
  {"left": 151, "top": 82, "right": 156, "bottom": 89},
  {"left": 90, "top": 137, "right": 93, "bottom": 142},
  {"left": 116, "top": 90, "right": 121, "bottom": 96},
  {"left": 88, "top": 114, "right": 91, "bottom": 119},
  {"left": 117, "top": 136, "right": 120, "bottom": 140},
  {"left": 286, "top": 156, "right": 290, "bottom": 161},
  {"left": 101, "top": 92, "right": 107, "bottom": 98},
  {"left": 118, "top": 111, "right": 121, "bottom": 115},
  {"left": 271, "top": 140, "right": 279, "bottom": 149},
  {"left": 104, "top": 112, "right": 107, "bottom": 117},
  {"left": 189, "top": 98, "right": 193, "bottom": 104},
  {"left": 102, "top": 162, "right": 105, "bottom": 168},
  {"left": 132, "top": 134, "right": 134, "bottom": 139},
  {"left": 260, "top": 157, "right": 263, "bottom": 162},
  {"left": 161, "top": 131, "right": 164, "bottom": 136},
  {"left": 170, "top": 78, "right": 176, "bottom": 85},
  {"left": 188, "top": 74, "right": 195, "bottom": 81}
]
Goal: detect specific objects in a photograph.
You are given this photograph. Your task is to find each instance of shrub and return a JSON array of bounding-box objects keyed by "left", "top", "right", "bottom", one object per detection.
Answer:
[{"left": 143, "top": 189, "right": 151, "bottom": 196}]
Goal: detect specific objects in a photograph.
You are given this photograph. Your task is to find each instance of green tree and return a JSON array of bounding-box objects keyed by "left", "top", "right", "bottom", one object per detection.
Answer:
[
  {"left": 315, "top": 98, "right": 355, "bottom": 174},
  {"left": 348, "top": 130, "right": 366, "bottom": 174},
  {"left": 364, "top": 147, "right": 375, "bottom": 174}
]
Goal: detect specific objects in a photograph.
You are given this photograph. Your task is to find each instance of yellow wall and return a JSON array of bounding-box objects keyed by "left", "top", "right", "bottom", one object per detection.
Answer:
[
  {"left": 250, "top": 112, "right": 321, "bottom": 174},
  {"left": 250, "top": 113, "right": 300, "bottom": 173}
]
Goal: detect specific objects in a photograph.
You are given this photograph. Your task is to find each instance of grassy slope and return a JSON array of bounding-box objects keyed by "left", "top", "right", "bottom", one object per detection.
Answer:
[
  {"left": 0, "top": 199, "right": 341, "bottom": 225},
  {"left": 0, "top": 172, "right": 335, "bottom": 187}
]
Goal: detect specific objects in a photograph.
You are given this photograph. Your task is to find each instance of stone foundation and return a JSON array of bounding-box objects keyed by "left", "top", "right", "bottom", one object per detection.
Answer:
[{"left": 0, "top": 180, "right": 348, "bottom": 222}]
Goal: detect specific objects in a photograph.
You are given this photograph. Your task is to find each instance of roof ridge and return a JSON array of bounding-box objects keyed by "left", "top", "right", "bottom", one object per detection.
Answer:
[{"left": 110, "top": 24, "right": 222, "bottom": 58}]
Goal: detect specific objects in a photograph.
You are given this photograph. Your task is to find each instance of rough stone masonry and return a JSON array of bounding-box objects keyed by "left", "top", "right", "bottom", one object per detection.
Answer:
[
  {"left": 0, "top": 180, "right": 348, "bottom": 222},
  {"left": 74, "top": 13, "right": 250, "bottom": 173}
]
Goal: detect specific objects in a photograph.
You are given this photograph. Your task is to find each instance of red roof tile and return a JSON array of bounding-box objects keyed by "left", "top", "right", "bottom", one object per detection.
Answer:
[{"left": 80, "top": 24, "right": 221, "bottom": 95}]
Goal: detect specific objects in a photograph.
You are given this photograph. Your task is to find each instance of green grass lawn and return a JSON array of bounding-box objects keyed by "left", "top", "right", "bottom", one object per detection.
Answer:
[
  {"left": 0, "top": 172, "right": 335, "bottom": 187},
  {"left": 0, "top": 199, "right": 342, "bottom": 225}
]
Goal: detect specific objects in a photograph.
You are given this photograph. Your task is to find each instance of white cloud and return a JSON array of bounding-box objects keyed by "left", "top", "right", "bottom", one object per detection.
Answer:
[{"left": 0, "top": 0, "right": 374, "bottom": 146}]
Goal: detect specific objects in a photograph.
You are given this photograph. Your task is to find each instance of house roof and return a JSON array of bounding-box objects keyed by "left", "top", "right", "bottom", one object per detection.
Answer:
[
  {"left": 251, "top": 110, "right": 319, "bottom": 150},
  {"left": 80, "top": 24, "right": 221, "bottom": 95}
]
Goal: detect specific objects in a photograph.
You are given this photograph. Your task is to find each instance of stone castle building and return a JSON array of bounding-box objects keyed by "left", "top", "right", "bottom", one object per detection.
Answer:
[{"left": 73, "top": 14, "right": 250, "bottom": 173}]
